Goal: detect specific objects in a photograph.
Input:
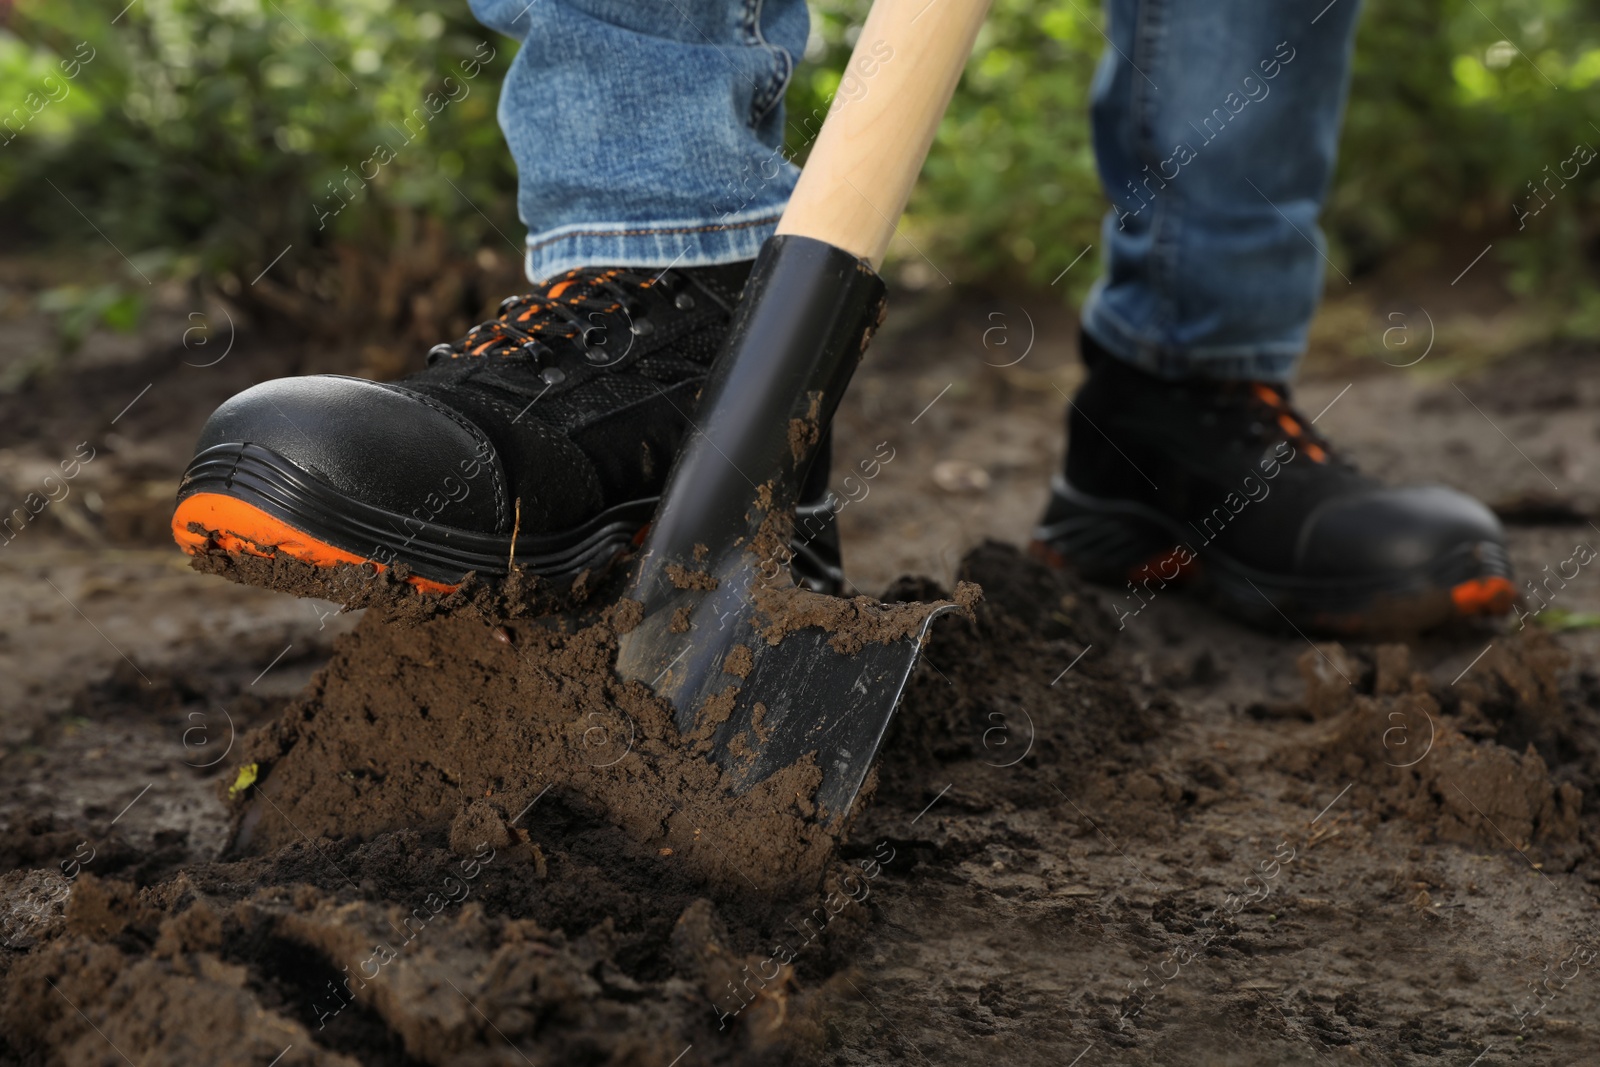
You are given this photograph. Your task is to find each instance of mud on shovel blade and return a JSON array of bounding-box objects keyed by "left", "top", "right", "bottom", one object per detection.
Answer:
[{"left": 614, "top": 235, "right": 951, "bottom": 826}]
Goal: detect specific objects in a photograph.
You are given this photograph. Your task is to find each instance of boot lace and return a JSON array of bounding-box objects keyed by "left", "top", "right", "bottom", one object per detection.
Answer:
[
  {"left": 425, "top": 267, "right": 691, "bottom": 370},
  {"left": 1240, "top": 382, "right": 1333, "bottom": 464}
]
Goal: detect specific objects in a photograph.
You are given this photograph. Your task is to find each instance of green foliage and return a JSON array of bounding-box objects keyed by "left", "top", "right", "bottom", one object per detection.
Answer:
[
  {"left": 787, "top": 0, "right": 1101, "bottom": 294},
  {"left": 1332, "top": 0, "right": 1600, "bottom": 323},
  {"left": 1, "top": 0, "right": 516, "bottom": 293},
  {"left": 1, "top": 0, "right": 1596, "bottom": 328},
  {"left": 795, "top": 0, "right": 1599, "bottom": 313},
  {"left": 1537, "top": 608, "right": 1600, "bottom": 632},
  {"left": 36, "top": 282, "right": 145, "bottom": 348}
]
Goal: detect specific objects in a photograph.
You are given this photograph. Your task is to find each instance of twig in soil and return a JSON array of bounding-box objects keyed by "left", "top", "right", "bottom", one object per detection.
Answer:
[{"left": 508, "top": 497, "right": 522, "bottom": 571}]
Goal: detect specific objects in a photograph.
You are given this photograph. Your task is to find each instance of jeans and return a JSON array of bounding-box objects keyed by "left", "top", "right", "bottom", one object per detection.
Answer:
[{"left": 470, "top": 0, "right": 1363, "bottom": 381}]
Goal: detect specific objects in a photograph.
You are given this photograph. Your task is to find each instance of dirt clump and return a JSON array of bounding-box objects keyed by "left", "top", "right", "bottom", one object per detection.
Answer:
[
  {"left": 752, "top": 581, "right": 981, "bottom": 655},
  {"left": 186, "top": 538, "right": 600, "bottom": 622},
  {"left": 1289, "top": 636, "right": 1583, "bottom": 856},
  {"left": 226, "top": 600, "right": 842, "bottom": 898},
  {"left": 665, "top": 563, "right": 718, "bottom": 590}
]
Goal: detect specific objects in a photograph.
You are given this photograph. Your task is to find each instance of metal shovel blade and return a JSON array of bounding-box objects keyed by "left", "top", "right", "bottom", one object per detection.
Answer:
[
  {"left": 613, "top": 234, "right": 952, "bottom": 827},
  {"left": 619, "top": 545, "right": 955, "bottom": 826}
]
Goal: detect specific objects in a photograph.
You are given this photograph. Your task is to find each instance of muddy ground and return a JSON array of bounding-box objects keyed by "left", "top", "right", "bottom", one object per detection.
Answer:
[{"left": 3, "top": 254, "right": 1600, "bottom": 1066}]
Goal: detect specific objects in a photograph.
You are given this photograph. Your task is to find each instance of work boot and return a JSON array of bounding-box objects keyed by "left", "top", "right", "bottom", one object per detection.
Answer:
[
  {"left": 172, "top": 263, "right": 844, "bottom": 596},
  {"left": 1030, "top": 332, "right": 1514, "bottom": 634}
]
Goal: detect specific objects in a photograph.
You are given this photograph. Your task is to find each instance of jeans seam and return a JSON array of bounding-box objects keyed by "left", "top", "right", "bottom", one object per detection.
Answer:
[
  {"left": 744, "top": 0, "right": 791, "bottom": 124},
  {"left": 524, "top": 211, "right": 784, "bottom": 254},
  {"left": 1131, "top": 0, "right": 1180, "bottom": 342}
]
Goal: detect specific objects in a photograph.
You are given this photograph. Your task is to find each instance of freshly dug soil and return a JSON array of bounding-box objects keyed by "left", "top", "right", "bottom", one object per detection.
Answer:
[
  {"left": 826, "top": 549, "right": 1600, "bottom": 1066},
  {"left": 5, "top": 543, "right": 1600, "bottom": 1066},
  {"left": 224, "top": 599, "right": 847, "bottom": 896},
  {"left": 0, "top": 543, "right": 996, "bottom": 1066}
]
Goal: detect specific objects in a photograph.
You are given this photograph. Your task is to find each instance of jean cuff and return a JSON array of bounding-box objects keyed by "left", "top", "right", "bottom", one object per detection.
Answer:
[
  {"left": 1081, "top": 281, "right": 1303, "bottom": 383},
  {"left": 525, "top": 204, "right": 783, "bottom": 281}
]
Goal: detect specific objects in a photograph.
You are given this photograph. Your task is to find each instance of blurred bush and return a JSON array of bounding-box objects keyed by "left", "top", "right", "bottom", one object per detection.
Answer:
[
  {"left": 797, "top": 0, "right": 1600, "bottom": 324},
  {"left": 1, "top": 0, "right": 1597, "bottom": 343},
  {"left": 0, "top": 0, "right": 522, "bottom": 361}
]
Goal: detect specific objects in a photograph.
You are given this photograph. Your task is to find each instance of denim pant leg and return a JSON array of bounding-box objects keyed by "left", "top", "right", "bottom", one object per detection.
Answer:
[
  {"left": 1081, "top": 0, "right": 1364, "bottom": 382},
  {"left": 470, "top": 0, "right": 807, "bottom": 281}
]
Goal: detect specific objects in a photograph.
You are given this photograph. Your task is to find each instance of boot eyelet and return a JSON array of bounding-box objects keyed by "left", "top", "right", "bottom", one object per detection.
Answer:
[
  {"left": 674, "top": 293, "right": 695, "bottom": 311},
  {"left": 427, "top": 343, "right": 454, "bottom": 365},
  {"left": 630, "top": 317, "right": 655, "bottom": 338},
  {"left": 498, "top": 295, "right": 525, "bottom": 314}
]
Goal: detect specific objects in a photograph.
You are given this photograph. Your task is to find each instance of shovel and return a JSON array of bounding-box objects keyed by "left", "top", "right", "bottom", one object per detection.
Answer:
[{"left": 614, "top": 0, "right": 992, "bottom": 827}]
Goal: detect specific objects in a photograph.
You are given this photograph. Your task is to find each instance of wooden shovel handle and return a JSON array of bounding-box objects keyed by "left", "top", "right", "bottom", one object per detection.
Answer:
[{"left": 775, "top": 0, "right": 992, "bottom": 268}]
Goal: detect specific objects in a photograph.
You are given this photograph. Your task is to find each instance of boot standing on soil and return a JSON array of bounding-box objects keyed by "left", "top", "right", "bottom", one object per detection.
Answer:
[
  {"left": 1026, "top": 2, "right": 1514, "bottom": 633},
  {"left": 171, "top": 0, "right": 1514, "bottom": 635}
]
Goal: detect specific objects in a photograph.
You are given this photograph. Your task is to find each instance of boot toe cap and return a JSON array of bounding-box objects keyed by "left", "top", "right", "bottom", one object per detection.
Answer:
[
  {"left": 192, "top": 375, "right": 508, "bottom": 533},
  {"left": 1296, "top": 485, "right": 1506, "bottom": 578}
]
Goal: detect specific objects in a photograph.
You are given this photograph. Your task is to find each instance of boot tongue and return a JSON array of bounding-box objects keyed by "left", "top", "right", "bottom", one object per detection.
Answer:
[{"left": 678, "top": 261, "right": 754, "bottom": 309}]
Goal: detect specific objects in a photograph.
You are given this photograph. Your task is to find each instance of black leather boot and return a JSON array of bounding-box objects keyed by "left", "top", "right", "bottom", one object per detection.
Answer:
[
  {"left": 1031, "top": 332, "right": 1514, "bottom": 634},
  {"left": 173, "top": 262, "right": 844, "bottom": 596}
]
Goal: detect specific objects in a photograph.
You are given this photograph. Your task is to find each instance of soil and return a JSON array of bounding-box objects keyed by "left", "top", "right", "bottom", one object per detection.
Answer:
[{"left": 5, "top": 257, "right": 1600, "bottom": 1066}]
